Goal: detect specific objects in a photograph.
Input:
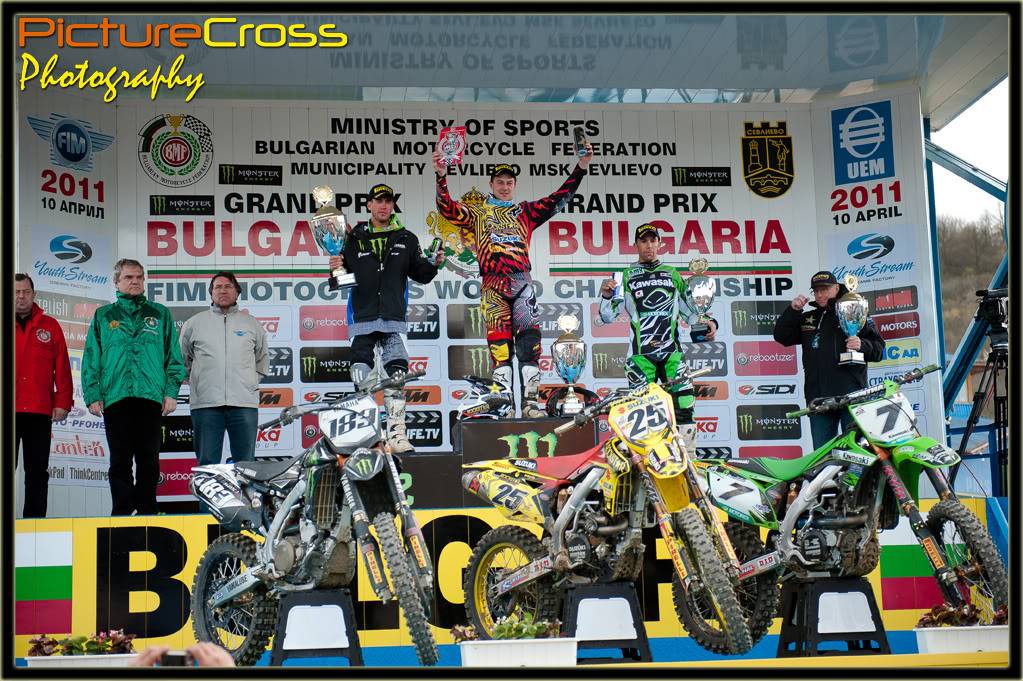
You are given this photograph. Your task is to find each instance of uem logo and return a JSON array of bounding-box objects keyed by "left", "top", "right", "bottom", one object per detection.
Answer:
[
  {"left": 847, "top": 233, "right": 895, "bottom": 260},
  {"left": 49, "top": 235, "right": 93, "bottom": 263},
  {"left": 832, "top": 100, "right": 895, "bottom": 185},
  {"left": 27, "top": 113, "right": 114, "bottom": 171}
]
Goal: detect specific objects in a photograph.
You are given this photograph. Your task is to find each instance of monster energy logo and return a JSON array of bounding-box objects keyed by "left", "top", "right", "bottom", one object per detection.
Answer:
[
  {"left": 499, "top": 432, "right": 558, "bottom": 458},
  {"left": 467, "top": 306, "right": 485, "bottom": 336},
  {"left": 352, "top": 456, "right": 374, "bottom": 476},
  {"left": 733, "top": 309, "right": 748, "bottom": 326},
  {"left": 302, "top": 356, "right": 318, "bottom": 375},
  {"left": 161, "top": 425, "right": 166, "bottom": 442},
  {"left": 468, "top": 347, "right": 491, "bottom": 376},
  {"left": 220, "top": 165, "right": 236, "bottom": 183},
  {"left": 369, "top": 237, "right": 388, "bottom": 260},
  {"left": 738, "top": 413, "right": 754, "bottom": 434},
  {"left": 593, "top": 353, "right": 609, "bottom": 372},
  {"left": 151, "top": 196, "right": 166, "bottom": 213}
]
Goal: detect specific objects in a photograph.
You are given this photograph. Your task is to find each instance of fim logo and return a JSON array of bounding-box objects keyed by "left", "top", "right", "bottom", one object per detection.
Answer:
[
  {"left": 499, "top": 432, "right": 558, "bottom": 458},
  {"left": 27, "top": 113, "right": 114, "bottom": 171}
]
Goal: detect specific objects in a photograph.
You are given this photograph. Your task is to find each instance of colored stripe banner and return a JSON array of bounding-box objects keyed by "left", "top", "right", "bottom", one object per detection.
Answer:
[{"left": 15, "top": 532, "right": 73, "bottom": 635}]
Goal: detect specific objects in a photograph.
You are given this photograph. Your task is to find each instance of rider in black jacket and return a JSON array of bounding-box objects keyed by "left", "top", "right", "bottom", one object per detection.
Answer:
[
  {"left": 773, "top": 270, "right": 885, "bottom": 449},
  {"left": 330, "top": 183, "right": 444, "bottom": 453}
]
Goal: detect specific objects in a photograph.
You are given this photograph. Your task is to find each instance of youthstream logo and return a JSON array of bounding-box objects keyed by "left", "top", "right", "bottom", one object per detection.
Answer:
[{"left": 17, "top": 18, "right": 348, "bottom": 103}]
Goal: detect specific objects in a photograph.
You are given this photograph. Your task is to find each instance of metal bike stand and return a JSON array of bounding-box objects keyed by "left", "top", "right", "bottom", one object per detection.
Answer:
[
  {"left": 776, "top": 577, "right": 890, "bottom": 657},
  {"left": 269, "top": 588, "right": 364, "bottom": 667},
  {"left": 562, "top": 582, "right": 652, "bottom": 664}
]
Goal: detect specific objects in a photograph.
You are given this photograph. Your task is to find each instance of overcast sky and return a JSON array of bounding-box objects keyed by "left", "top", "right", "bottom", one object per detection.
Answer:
[{"left": 930, "top": 78, "right": 1008, "bottom": 224}]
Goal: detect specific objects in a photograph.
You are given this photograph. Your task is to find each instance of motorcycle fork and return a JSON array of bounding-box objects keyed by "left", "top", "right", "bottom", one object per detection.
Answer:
[
  {"left": 871, "top": 444, "right": 963, "bottom": 606},
  {"left": 634, "top": 457, "right": 696, "bottom": 584},
  {"left": 924, "top": 467, "right": 956, "bottom": 502},
  {"left": 384, "top": 455, "right": 435, "bottom": 581},
  {"left": 686, "top": 466, "right": 740, "bottom": 572},
  {"left": 340, "top": 475, "right": 392, "bottom": 600}
]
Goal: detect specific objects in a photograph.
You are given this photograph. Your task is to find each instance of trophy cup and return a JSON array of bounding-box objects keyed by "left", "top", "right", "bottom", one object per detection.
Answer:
[
  {"left": 684, "top": 257, "right": 716, "bottom": 342},
  {"left": 550, "top": 314, "right": 587, "bottom": 415},
  {"left": 837, "top": 273, "right": 868, "bottom": 365},
  {"left": 311, "top": 185, "right": 355, "bottom": 290}
]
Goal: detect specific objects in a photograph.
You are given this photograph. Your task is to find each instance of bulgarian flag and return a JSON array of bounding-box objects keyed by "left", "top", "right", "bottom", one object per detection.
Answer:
[{"left": 15, "top": 531, "right": 73, "bottom": 635}]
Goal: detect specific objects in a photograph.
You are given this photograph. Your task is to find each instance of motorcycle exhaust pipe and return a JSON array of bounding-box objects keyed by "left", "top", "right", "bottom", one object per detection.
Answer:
[
  {"left": 776, "top": 465, "right": 841, "bottom": 566},
  {"left": 594, "top": 517, "right": 629, "bottom": 536},
  {"left": 809, "top": 511, "right": 869, "bottom": 529},
  {"left": 551, "top": 468, "right": 604, "bottom": 563}
]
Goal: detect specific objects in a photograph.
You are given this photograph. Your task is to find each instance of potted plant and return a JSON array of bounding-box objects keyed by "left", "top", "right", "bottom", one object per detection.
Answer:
[
  {"left": 26, "top": 630, "right": 138, "bottom": 667},
  {"left": 452, "top": 613, "right": 577, "bottom": 667},
  {"left": 913, "top": 604, "right": 1009, "bottom": 654}
]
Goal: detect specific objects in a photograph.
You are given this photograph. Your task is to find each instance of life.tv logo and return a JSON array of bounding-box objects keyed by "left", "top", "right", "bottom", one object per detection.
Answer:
[{"left": 832, "top": 100, "right": 895, "bottom": 185}]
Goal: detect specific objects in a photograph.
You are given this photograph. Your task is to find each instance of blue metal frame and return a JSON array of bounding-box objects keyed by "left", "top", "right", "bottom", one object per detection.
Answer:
[
  {"left": 923, "top": 119, "right": 946, "bottom": 374},
  {"left": 946, "top": 423, "right": 1002, "bottom": 497}
]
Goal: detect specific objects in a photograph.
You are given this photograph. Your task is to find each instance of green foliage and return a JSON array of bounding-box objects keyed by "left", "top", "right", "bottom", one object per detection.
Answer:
[
  {"left": 450, "top": 613, "right": 563, "bottom": 642},
  {"left": 915, "top": 603, "right": 1007, "bottom": 628},
  {"left": 27, "top": 630, "right": 136, "bottom": 656}
]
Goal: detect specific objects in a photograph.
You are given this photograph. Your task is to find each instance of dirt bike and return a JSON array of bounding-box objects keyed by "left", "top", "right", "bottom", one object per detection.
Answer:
[
  {"left": 460, "top": 370, "right": 758, "bottom": 654},
  {"left": 697, "top": 364, "right": 1008, "bottom": 632},
  {"left": 189, "top": 371, "right": 439, "bottom": 666},
  {"left": 451, "top": 374, "right": 514, "bottom": 451}
]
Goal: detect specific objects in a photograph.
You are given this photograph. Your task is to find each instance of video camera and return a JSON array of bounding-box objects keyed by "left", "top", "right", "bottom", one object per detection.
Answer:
[{"left": 975, "top": 287, "right": 1008, "bottom": 347}]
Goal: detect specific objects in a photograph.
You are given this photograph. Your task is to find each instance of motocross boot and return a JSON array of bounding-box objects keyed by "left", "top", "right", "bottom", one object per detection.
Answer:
[
  {"left": 384, "top": 387, "right": 415, "bottom": 454},
  {"left": 519, "top": 364, "right": 546, "bottom": 419}
]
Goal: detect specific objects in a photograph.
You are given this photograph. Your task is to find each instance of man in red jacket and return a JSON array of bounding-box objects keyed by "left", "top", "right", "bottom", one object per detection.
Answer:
[{"left": 15, "top": 273, "right": 73, "bottom": 517}]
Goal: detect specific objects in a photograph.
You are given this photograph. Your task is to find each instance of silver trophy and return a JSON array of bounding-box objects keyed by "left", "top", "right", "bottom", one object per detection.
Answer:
[
  {"left": 685, "top": 258, "right": 716, "bottom": 342},
  {"left": 311, "top": 185, "right": 355, "bottom": 290},
  {"left": 837, "top": 273, "right": 868, "bottom": 365},
  {"left": 551, "top": 314, "right": 587, "bottom": 415}
]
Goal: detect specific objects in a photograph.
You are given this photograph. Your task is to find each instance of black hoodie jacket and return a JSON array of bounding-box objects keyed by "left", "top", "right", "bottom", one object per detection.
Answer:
[
  {"left": 772, "top": 285, "right": 885, "bottom": 402},
  {"left": 341, "top": 220, "right": 439, "bottom": 324}
]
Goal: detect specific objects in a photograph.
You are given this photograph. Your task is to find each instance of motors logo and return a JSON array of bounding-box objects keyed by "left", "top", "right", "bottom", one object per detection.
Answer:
[
  {"left": 591, "top": 343, "right": 630, "bottom": 379},
  {"left": 741, "top": 120, "right": 794, "bottom": 198},
  {"left": 300, "top": 346, "right": 352, "bottom": 383},
  {"left": 219, "top": 164, "right": 284, "bottom": 186},
  {"left": 694, "top": 381, "right": 729, "bottom": 400},
  {"left": 831, "top": 100, "right": 895, "bottom": 185},
  {"left": 299, "top": 304, "right": 348, "bottom": 341},
  {"left": 874, "top": 311, "right": 920, "bottom": 340},
  {"left": 259, "top": 388, "right": 294, "bottom": 407},
  {"left": 737, "top": 383, "right": 797, "bottom": 399},
  {"left": 407, "top": 304, "right": 440, "bottom": 340},
  {"left": 27, "top": 113, "right": 114, "bottom": 171},
  {"left": 262, "top": 347, "right": 293, "bottom": 385},
  {"left": 876, "top": 338, "right": 922, "bottom": 368},
  {"left": 149, "top": 195, "right": 215, "bottom": 216},
  {"left": 730, "top": 300, "right": 790, "bottom": 336},
  {"left": 681, "top": 342, "right": 728, "bottom": 377},
  {"left": 447, "top": 345, "right": 494, "bottom": 380},
  {"left": 733, "top": 340, "right": 796, "bottom": 376},
  {"left": 847, "top": 232, "right": 895, "bottom": 260},
  {"left": 49, "top": 234, "right": 93, "bottom": 264},
  {"left": 736, "top": 404, "right": 802, "bottom": 440},
  {"left": 138, "top": 114, "right": 214, "bottom": 188}
]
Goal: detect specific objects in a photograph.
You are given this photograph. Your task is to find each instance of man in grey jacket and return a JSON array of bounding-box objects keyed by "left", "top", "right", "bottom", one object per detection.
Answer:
[{"left": 180, "top": 271, "right": 269, "bottom": 466}]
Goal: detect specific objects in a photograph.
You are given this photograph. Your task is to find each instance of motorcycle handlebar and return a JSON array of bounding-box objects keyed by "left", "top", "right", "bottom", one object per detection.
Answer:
[{"left": 787, "top": 364, "right": 941, "bottom": 419}]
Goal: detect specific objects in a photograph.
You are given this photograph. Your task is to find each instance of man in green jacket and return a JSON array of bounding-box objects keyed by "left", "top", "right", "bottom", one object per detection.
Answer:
[{"left": 82, "top": 258, "right": 185, "bottom": 516}]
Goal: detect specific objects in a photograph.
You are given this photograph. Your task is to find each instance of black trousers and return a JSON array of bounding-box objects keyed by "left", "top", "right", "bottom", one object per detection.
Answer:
[
  {"left": 15, "top": 412, "right": 52, "bottom": 518},
  {"left": 103, "top": 398, "right": 163, "bottom": 516}
]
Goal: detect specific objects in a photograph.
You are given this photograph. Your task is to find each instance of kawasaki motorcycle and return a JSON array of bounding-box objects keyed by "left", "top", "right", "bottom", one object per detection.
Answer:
[
  {"left": 461, "top": 371, "right": 759, "bottom": 654},
  {"left": 189, "top": 371, "right": 439, "bottom": 666},
  {"left": 698, "top": 364, "right": 1008, "bottom": 633}
]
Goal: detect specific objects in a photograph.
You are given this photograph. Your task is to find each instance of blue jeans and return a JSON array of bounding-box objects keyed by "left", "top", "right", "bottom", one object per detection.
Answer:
[
  {"left": 191, "top": 407, "right": 258, "bottom": 466},
  {"left": 809, "top": 410, "right": 856, "bottom": 451}
]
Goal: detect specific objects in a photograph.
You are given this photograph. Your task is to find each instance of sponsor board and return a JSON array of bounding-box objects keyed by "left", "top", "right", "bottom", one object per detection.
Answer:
[
  {"left": 447, "top": 345, "right": 494, "bottom": 380},
  {"left": 458, "top": 417, "right": 598, "bottom": 463},
  {"left": 736, "top": 404, "right": 802, "bottom": 440},
  {"left": 868, "top": 367, "right": 917, "bottom": 387},
  {"left": 406, "top": 410, "right": 443, "bottom": 448},
  {"left": 259, "top": 387, "right": 295, "bottom": 408},
  {"left": 406, "top": 347, "right": 442, "bottom": 381},
  {"left": 56, "top": 320, "right": 89, "bottom": 351},
  {"left": 159, "top": 415, "right": 194, "bottom": 453},
  {"left": 695, "top": 446, "right": 734, "bottom": 459},
  {"left": 538, "top": 383, "right": 587, "bottom": 406},
  {"left": 446, "top": 304, "right": 487, "bottom": 339},
  {"left": 873, "top": 311, "right": 920, "bottom": 340},
  {"left": 733, "top": 340, "right": 797, "bottom": 376},
  {"left": 262, "top": 347, "right": 294, "bottom": 385},
  {"left": 138, "top": 114, "right": 214, "bottom": 187},
  {"left": 875, "top": 338, "right": 923, "bottom": 368},
  {"left": 680, "top": 341, "right": 728, "bottom": 377},
  {"left": 32, "top": 229, "right": 113, "bottom": 298},
  {"left": 589, "top": 302, "right": 629, "bottom": 338},
  {"left": 407, "top": 304, "right": 440, "bottom": 340},
  {"left": 255, "top": 422, "right": 295, "bottom": 451},
  {"left": 537, "top": 303, "right": 585, "bottom": 338},
  {"left": 52, "top": 410, "right": 105, "bottom": 434},
  {"left": 735, "top": 382, "right": 798, "bottom": 399},
  {"left": 671, "top": 166, "right": 732, "bottom": 187},
  {"left": 241, "top": 305, "right": 293, "bottom": 342},
  {"left": 832, "top": 100, "right": 894, "bottom": 185},
  {"left": 866, "top": 285, "right": 918, "bottom": 314},
  {"left": 168, "top": 305, "right": 208, "bottom": 334},
  {"left": 694, "top": 381, "right": 729, "bottom": 400},
  {"left": 830, "top": 224, "right": 916, "bottom": 288},
  {"left": 219, "top": 164, "right": 283, "bottom": 186},
  {"left": 739, "top": 445, "right": 804, "bottom": 459},
  {"left": 299, "top": 304, "right": 348, "bottom": 341},
  {"left": 402, "top": 385, "right": 443, "bottom": 406},
  {"left": 300, "top": 346, "right": 352, "bottom": 383},
  {"left": 149, "top": 195, "right": 215, "bottom": 215},
  {"left": 49, "top": 432, "right": 108, "bottom": 463},
  {"left": 741, "top": 120, "right": 794, "bottom": 198},
  {"left": 591, "top": 343, "right": 630, "bottom": 379},
  {"left": 695, "top": 405, "right": 732, "bottom": 443},
  {"left": 156, "top": 455, "right": 198, "bottom": 499},
  {"left": 26, "top": 113, "right": 114, "bottom": 171},
  {"left": 730, "top": 300, "right": 790, "bottom": 336},
  {"left": 38, "top": 459, "right": 109, "bottom": 488},
  {"left": 34, "top": 291, "right": 107, "bottom": 324}
]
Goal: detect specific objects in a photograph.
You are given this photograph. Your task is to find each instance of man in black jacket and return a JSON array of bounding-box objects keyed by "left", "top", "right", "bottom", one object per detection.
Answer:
[
  {"left": 329, "top": 183, "right": 444, "bottom": 453},
  {"left": 773, "top": 270, "right": 885, "bottom": 449}
]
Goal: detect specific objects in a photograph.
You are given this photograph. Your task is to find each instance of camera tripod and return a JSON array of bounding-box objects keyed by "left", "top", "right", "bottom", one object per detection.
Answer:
[{"left": 948, "top": 330, "right": 1008, "bottom": 496}]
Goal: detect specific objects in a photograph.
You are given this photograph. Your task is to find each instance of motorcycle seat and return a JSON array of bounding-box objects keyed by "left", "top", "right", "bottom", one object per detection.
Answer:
[
  {"left": 747, "top": 452, "right": 820, "bottom": 481},
  {"left": 532, "top": 444, "right": 605, "bottom": 481},
  {"left": 234, "top": 454, "right": 301, "bottom": 482}
]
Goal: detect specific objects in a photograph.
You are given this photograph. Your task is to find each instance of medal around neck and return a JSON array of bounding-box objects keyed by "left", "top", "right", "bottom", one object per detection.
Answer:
[
  {"left": 836, "top": 273, "right": 868, "bottom": 365},
  {"left": 685, "top": 257, "right": 716, "bottom": 342},
  {"left": 311, "top": 185, "right": 356, "bottom": 290}
]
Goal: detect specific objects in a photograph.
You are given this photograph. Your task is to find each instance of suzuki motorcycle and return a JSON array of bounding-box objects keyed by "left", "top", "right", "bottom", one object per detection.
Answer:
[
  {"left": 698, "top": 364, "right": 1008, "bottom": 632},
  {"left": 189, "top": 371, "right": 439, "bottom": 666},
  {"left": 461, "top": 371, "right": 758, "bottom": 654}
]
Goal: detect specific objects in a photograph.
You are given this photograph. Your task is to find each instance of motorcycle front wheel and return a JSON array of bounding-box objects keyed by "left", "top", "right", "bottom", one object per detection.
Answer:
[
  {"left": 926, "top": 499, "right": 1008, "bottom": 623},
  {"left": 671, "top": 508, "right": 753, "bottom": 654},
  {"left": 190, "top": 533, "right": 277, "bottom": 666},
  {"left": 463, "top": 525, "right": 560, "bottom": 638},
  {"left": 372, "top": 512, "right": 439, "bottom": 666}
]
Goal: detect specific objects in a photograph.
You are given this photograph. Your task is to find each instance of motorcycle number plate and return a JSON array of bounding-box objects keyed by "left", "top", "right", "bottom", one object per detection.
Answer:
[{"left": 852, "top": 391, "right": 917, "bottom": 444}]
